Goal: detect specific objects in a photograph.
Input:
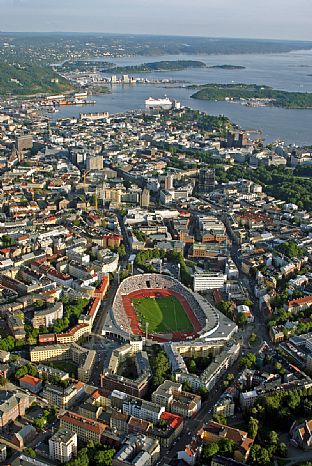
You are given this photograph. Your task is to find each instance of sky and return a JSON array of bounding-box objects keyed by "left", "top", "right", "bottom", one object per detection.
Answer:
[{"left": 0, "top": 0, "right": 312, "bottom": 41}]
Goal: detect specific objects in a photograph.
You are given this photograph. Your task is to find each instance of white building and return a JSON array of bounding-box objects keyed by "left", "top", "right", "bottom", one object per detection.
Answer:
[
  {"left": 49, "top": 429, "right": 77, "bottom": 464},
  {"left": 225, "top": 259, "right": 239, "bottom": 280},
  {"left": 0, "top": 444, "right": 6, "bottom": 463},
  {"left": 213, "top": 394, "right": 235, "bottom": 418},
  {"left": 122, "top": 397, "right": 165, "bottom": 423},
  {"left": 193, "top": 272, "right": 227, "bottom": 291},
  {"left": 237, "top": 305, "right": 254, "bottom": 323}
]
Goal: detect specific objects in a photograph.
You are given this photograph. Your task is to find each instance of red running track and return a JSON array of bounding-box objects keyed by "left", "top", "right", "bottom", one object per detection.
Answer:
[{"left": 121, "top": 288, "right": 202, "bottom": 342}]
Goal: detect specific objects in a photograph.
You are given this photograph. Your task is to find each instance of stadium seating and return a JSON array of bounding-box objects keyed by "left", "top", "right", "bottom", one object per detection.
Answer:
[{"left": 111, "top": 273, "right": 219, "bottom": 341}]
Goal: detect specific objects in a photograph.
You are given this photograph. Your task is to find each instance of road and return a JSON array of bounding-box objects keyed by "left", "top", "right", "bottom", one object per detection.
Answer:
[
  {"left": 92, "top": 279, "right": 119, "bottom": 336},
  {"left": 87, "top": 204, "right": 269, "bottom": 461},
  {"left": 84, "top": 212, "right": 135, "bottom": 384},
  {"left": 159, "top": 358, "right": 242, "bottom": 465},
  {"left": 85, "top": 280, "right": 120, "bottom": 386},
  {"left": 155, "top": 206, "right": 270, "bottom": 464},
  {"left": 83, "top": 335, "right": 119, "bottom": 385}
]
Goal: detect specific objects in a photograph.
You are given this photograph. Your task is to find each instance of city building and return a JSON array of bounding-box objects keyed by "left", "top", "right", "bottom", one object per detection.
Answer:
[
  {"left": 122, "top": 396, "right": 165, "bottom": 423},
  {"left": 140, "top": 188, "right": 150, "bottom": 208},
  {"left": 59, "top": 411, "right": 107, "bottom": 443},
  {"left": 193, "top": 272, "right": 227, "bottom": 291},
  {"left": 49, "top": 429, "right": 78, "bottom": 463},
  {"left": 32, "top": 302, "right": 63, "bottom": 328},
  {"left": 19, "top": 374, "right": 43, "bottom": 394},
  {"left": 42, "top": 382, "right": 85, "bottom": 409},
  {"left": 0, "top": 391, "right": 30, "bottom": 430},
  {"left": 11, "top": 425, "right": 36, "bottom": 449},
  {"left": 198, "top": 168, "right": 215, "bottom": 194},
  {"left": 152, "top": 380, "right": 201, "bottom": 418},
  {"left": 165, "top": 175, "right": 174, "bottom": 191},
  {"left": 113, "top": 434, "right": 160, "bottom": 466},
  {"left": 213, "top": 394, "right": 235, "bottom": 418},
  {"left": 198, "top": 421, "right": 254, "bottom": 463}
]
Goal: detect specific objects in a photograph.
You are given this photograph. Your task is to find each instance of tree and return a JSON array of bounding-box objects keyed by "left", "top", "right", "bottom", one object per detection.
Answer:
[
  {"left": 158, "top": 419, "right": 167, "bottom": 428},
  {"left": 277, "top": 442, "right": 288, "bottom": 458},
  {"left": 188, "top": 359, "right": 197, "bottom": 374},
  {"left": 117, "top": 244, "right": 127, "bottom": 258},
  {"left": 132, "top": 230, "right": 146, "bottom": 243},
  {"left": 265, "top": 394, "right": 281, "bottom": 412},
  {"left": 249, "top": 333, "right": 257, "bottom": 344},
  {"left": 240, "top": 353, "right": 256, "bottom": 369},
  {"left": 197, "top": 386, "right": 209, "bottom": 400},
  {"left": 268, "top": 430, "right": 278, "bottom": 446},
  {"left": 68, "top": 448, "right": 89, "bottom": 466},
  {"left": 15, "top": 366, "right": 28, "bottom": 380},
  {"left": 218, "top": 300, "right": 234, "bottom": 317},
  {"left": 248, "top": 417, "right": 259, "bottom": 440},
  {"left": 151, "top": 349, "right": 170, "bottom": 388},
  {"left": 218, "top": 438, "right": 236, "bottom": 457},
  {"left": 24, "top": 448, "right": 36, "bottom": 459},
  {"left": 287, "top": 391, "right": 301, "bottom": 411},
  {"left": 213, "top": 414, "right": 227, "bottom": 425},
  {"left": 277, "top": 241, "right": 303, "bottom": 259},
  {"left": 201, "top": 442, "right": 219, "bottom": 460},
  {"left": 249, "top": 444, "right": 271, "bottom": 465},
  {"left": 237, "top": 312, "right": 247, "bottom": 326},
  {"left": 33, "top": 416, "right": 46, "bottom": 430},
  {"left": 73, "top": 218, "right": 80, "bottom": 227},
  {"left": 274, "top": 362, "right": 282, "bottom": 372},
  {"left": 243, "top": 299, "right": 254, "bottom": 308},
  {"left": 27, "top": 364, "right": 37, "bottom": 377},
  {"left": 2, "top": 234, "right": 16, "bottom": 246},
  {"left": 15, "top": 364, "right": 37, "bottom": 380},
  {"left": 93, "top": 449, "right": 115, "bottom": 466}
]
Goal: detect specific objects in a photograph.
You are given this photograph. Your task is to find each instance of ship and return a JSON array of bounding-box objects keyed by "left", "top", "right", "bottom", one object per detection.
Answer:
[{"left": 145, "top": 96, "right": 179, "bottom": 110}]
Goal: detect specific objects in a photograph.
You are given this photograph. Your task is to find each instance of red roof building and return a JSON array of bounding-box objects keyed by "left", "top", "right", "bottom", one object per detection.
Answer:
[
  {"left": 19, "top": 374, "right": 43, "bottom": 394},
  {"left": 288, "top": 296, "right": 312, "bottom": 310}
]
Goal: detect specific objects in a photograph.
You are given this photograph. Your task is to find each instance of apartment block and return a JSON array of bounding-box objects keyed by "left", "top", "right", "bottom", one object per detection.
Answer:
[
  {"left": 59, "top": 411, "right": 107, "bottom": 443},
  {"left": 49, "top": 429, "right": 77, "bottom": 464}
]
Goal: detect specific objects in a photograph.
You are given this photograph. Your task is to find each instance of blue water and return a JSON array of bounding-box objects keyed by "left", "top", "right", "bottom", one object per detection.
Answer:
[{"left": 52, "top": 50, "right": 312, "bottom": 145}]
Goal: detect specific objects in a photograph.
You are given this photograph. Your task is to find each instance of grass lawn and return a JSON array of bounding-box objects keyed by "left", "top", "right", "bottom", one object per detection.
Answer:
[{"left": 132, "top": 296, "right": 193, "bottom": 333}]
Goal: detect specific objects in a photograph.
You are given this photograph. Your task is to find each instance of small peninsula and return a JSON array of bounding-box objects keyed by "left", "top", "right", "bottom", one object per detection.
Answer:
[{"left": 190, "top": 83, "right": 312, "bottom": 109}]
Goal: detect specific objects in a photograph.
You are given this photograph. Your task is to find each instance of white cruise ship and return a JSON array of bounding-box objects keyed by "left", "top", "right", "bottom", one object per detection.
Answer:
[{"left": 145, "top": 96, "right": 174, "bottom": 110}]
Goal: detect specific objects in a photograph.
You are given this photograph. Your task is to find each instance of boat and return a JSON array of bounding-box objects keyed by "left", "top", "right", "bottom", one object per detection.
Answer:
[
  {"left": 145, "top": 96, "right": 173, "bottom": 110},
  {"left": 145, "top": 96, "right": 181, "bottom": 110}
]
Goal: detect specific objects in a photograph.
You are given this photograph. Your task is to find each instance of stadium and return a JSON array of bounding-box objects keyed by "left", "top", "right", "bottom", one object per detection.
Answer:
[{"left": 104, "top": 273, "right": 236, "bottom": 343}]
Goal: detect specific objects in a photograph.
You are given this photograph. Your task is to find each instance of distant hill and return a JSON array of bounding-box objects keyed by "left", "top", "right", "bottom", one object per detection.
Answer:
[
  {"left": 1, "top": 33, "right": 312, "bottom": 62},
  {"left": 0, "top": 62, "right": 72, "bottom": 96}
]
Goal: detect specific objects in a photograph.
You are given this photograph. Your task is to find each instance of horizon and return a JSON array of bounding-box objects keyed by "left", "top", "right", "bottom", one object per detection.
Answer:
[
  {"left": 1, "top": 0, "right": 312, "bottom": 41},
  {"left": 1, "top": 31, "right": 312, "bottom": 45}
]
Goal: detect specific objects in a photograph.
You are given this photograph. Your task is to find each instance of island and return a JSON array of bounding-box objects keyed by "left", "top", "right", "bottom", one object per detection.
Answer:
[
  {"left": 102, "top": 60, "right": 207, "bottom": 74},
  {"left": 190, "top": 83, "right": 312, "bottom": 108},
  {"left": 0, "top": 62, "right": 72, "bottom": 96},
  {"left": 208, "top": 64, "right": 246, "bottom": 69}
]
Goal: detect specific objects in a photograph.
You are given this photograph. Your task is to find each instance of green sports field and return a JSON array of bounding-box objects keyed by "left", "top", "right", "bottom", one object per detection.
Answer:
[{"left": 132, "top": 296, "right": 193, "bottom": 333}]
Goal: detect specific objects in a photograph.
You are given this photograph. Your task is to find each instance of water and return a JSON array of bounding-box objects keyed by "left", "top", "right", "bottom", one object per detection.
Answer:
[{"left": 51, "top": 50, "right": 312, "bottom": 145}]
